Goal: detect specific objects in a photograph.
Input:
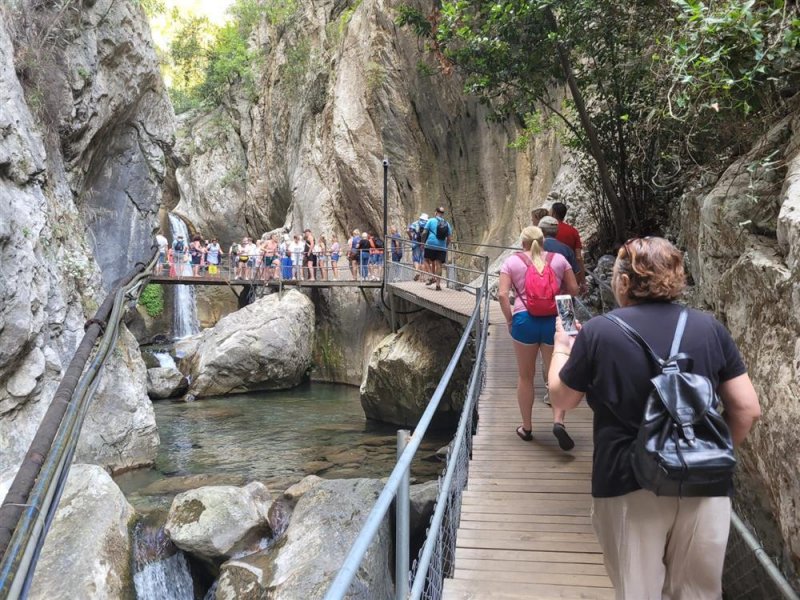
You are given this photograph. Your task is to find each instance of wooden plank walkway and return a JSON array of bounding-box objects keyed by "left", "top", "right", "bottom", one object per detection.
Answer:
[
  {"left": 442, "top": 321, "right": 613, "bottom": 599},
  {"left": 149, "top": 275, "right": 382, "bottom": 288},
  {"left": 388, "top": 280, "right": 505, "bottom": 325}
]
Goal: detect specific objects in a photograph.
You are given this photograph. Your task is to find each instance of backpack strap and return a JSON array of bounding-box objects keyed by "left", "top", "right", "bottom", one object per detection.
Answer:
[{"left": 605, "top": 310, "right": 694, "bottom": 374}]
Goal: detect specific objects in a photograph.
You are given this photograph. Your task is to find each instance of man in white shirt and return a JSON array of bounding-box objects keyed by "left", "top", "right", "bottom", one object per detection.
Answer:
[{"left": 155, "top": 232, "right": 168, "bottom": 275}]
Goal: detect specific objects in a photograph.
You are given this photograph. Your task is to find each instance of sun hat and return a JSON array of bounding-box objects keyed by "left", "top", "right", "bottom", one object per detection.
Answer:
[
  {"left": 419, "top": 213, "right": 429, "bottom": 220},
  {"left": 538, "top": 216, "right": 560, "bottom": 234}
]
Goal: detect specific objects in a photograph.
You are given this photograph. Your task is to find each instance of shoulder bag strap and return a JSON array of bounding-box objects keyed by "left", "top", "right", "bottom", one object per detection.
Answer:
[{"left": 666, "top": 308, "right": 694, "bottom": 371}]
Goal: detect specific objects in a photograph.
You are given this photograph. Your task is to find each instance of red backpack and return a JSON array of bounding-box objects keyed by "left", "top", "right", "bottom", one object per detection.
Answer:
[{"left": 514, "top": 252, "right": 559, "bottom": 316}]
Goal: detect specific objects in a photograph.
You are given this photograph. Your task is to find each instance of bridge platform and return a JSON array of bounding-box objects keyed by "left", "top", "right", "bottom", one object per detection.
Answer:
[
  {"left": 148, "top": 275, "right": 382, "bottom": 289},
  {"left": 442, "top": 323, "right": 612, "bottom": 599},
  {"left": 387, "top": 280, "right": 505, "bottom": 325}
]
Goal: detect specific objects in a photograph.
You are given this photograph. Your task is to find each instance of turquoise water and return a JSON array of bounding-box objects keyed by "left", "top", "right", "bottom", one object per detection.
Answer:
[{"left": 116, "top": 384, "right": 450, "bottom": 511}]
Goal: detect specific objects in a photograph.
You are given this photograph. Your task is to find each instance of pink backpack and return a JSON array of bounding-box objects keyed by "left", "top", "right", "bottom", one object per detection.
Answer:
[{"left": 514, "top": 252, "right": 559, "bottom": 316}]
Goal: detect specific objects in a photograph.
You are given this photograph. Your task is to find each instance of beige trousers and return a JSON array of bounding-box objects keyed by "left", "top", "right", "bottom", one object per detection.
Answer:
[{"left": 592, "top": 489, "right": 731, "bottom": 600}]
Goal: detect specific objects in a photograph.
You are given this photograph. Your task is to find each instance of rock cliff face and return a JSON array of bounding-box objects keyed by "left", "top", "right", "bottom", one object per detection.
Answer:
[
  {"left": 0, "top": 1, "right": 172, "bottom": 476},
  {"left": 680, "top": 111, "right": 800, "bottom": 571},
  {"left": 172, "top": 0, "right": 564, "bottom": 249}
]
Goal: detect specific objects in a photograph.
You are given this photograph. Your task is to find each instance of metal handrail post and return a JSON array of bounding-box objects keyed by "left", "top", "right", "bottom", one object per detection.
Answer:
[{"left": 396, "top": 430, "right": 411, "bottom": 600}]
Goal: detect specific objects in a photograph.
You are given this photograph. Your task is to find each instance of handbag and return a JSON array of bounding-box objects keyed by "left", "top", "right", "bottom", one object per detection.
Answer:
[{"left": 605, "top": 309, "right": 736, "bottom": 496}]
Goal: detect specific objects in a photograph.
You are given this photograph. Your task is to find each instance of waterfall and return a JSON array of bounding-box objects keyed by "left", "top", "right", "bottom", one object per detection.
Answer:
[
  {"left": 153, "top": 352, "right": 177, "bottom": 369},
  {"left": 133, "top": 522, "right": 194, "bottom": 600},
  {"left": 168, "top": 213, "right": 200, "bottom": 339}
]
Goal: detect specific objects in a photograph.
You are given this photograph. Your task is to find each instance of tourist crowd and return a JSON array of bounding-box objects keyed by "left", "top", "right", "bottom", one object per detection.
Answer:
[{"left": 153, "top": 205, "right": 455, "bottom": 286}]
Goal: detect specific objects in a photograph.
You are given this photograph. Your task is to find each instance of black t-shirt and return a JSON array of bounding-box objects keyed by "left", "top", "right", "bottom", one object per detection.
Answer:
[{"left": 559, "top": 302, "right": 747, "bottom": 498}]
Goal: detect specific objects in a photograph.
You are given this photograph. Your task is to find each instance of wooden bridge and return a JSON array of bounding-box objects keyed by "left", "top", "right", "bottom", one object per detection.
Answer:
[{"left": 390, "top": 280, "right": 614, "bottom": 599}]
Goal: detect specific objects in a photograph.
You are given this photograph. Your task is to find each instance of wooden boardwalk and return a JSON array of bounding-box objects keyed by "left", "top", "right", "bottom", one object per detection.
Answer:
[{"left": 442, "top": 322, "right": 613, "bottom": 599}]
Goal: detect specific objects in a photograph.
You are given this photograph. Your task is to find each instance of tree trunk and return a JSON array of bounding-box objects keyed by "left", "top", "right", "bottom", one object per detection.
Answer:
[{"left": 544, "top": 7, "right": 627, "bottom": 242}]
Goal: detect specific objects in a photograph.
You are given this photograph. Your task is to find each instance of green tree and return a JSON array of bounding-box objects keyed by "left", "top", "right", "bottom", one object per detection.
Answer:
[{"left": 398, "top": 1, "right": 799, "bottom": 245}]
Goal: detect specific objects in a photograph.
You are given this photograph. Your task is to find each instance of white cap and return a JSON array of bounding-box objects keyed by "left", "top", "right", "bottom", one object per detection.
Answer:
[{"left": 419, "top": 213, "right": 429, "bottom": 220}]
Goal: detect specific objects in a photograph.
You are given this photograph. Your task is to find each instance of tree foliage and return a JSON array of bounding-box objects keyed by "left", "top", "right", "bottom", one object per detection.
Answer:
[
  {"left": 398, "top": 0, "right": 799, "bottom": 246},
  {"left": 164, "top": 0, "right": 296, "bottom": 113}
]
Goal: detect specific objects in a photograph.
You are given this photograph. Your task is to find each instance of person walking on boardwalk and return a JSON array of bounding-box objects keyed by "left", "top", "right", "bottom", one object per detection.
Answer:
[
  {"left": 498, "top": 226, "right": 579, "bottom": 450},
  {"left": 390, "top": 225, "right": 403, "bottom": 263},
  {"left": 550, "top": 202, "right": 587, "bottom": 291},
  {"left": 407, "top": 213, "right": 428, "bottom": 280},
  {"left": 172, "top": 234, "right": 187, "bottom": 274},
  {"left": 423, "top": 206, "right": 451, "bottom": 291},
  {"left": 155, "top": 231, "right": 168, "bottom": 275},
  {"left": 206, "top": 238, "right": 222, "bottom": 277},
  {"left": 548, "top": 237, "right": 761, "bottom": 599},
  {"left": 330, "top": 234, "right": 341, "bottom": 280},
  {"left": 347, "top": 229, "right": 361, "bottom": 280}
]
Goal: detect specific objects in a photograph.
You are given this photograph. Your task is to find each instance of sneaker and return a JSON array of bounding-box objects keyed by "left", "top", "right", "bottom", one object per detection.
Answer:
[
  {"left": 425, "top": 279, "right": 434, "bottom": 286},
  {"left": 552, "top": 423, "right": 575, "bottom": 451},
  {"left": 542, "top": 390, "right": 551, "bottom": 406}
]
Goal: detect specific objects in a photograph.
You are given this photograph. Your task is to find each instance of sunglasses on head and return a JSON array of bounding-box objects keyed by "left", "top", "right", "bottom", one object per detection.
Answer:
[{"left": 623, "top": 236, "right": 652, "bottom": 258}]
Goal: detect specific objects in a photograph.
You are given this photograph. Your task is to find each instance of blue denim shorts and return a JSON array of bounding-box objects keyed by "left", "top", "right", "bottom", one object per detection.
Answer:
[{"left": 511, "top": 312, "right": 556, "bottom": 345}]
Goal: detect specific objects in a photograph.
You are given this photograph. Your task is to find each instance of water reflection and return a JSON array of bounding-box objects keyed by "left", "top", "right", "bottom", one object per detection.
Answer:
[{"left": 117, "top": 384, "right": 450, "bottom": 510}]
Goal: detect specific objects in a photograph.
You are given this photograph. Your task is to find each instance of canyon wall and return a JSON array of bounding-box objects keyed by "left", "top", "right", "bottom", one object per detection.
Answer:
[
  {"left": 681, "top": 110, "right": 800, "bottom": 573},
  {"left": 0, "top": 0, "right": 173, "bottom": 477}
]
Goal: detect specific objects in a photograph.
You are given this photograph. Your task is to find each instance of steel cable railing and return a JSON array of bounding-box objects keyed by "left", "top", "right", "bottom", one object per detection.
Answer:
[
  {"left": 325, "top": 244, "right": 490, "bottom": 600},
  {"left": 0, "top": 252, "right": 159, "bottom": 598}
]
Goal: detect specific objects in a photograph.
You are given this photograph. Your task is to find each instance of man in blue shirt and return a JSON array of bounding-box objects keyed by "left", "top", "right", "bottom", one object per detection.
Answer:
[
  {"left": 423, "top": 206, "right": 452, "bottom": 291},
  {"left": 538, "top": 216, "right": 581, "bottom": 278},
  {"left": 407, "top": 213, "right": 428, "bottom": 280}
]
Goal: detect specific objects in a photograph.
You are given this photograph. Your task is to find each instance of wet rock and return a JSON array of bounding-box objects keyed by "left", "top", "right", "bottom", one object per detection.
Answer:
[
  {"left": 301, "top": 461, "right": 333, "bottom": 475},
  {"left": 140, "top": 473, "right": 248, "bottom": 496},
  {"left": 165, "top": 482, "right": 273, "bottom": 562},
  {"left": 181, "top": 290, "right": 315, "bottom": 397},
  {"left": 283, "top": 475, "right": 324, "bottom": 502},
  {"left": 216, "top": 478, "right": 393, "bottom": 600},
  {"left": 360, "top": 313, "right": 473, "bottom": 428},
  {"left": 29, "top": 465, "right": 135, "bottom": 599},
  {"left": 147, "top": 366, "right": 189, "bottom": 399}
]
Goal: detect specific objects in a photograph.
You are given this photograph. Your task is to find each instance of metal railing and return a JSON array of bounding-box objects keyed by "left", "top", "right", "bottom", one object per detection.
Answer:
[
  {"left": 325, "top": 240, "right": 491, "bottom": 600},
  {"left": 153, "top": 249, "right": 388, "bottom": 284},
  {"left": 0, "top": 253, "right": 159, "bottom": 598}
]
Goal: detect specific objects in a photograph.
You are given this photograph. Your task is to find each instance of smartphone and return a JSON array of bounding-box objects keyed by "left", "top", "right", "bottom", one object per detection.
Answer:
[{"left": 555, "top": 294, "right": 579, "bottom": 336}]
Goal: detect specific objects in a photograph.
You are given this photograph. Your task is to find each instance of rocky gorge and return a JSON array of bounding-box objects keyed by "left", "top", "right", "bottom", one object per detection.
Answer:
[{"left": 0, "top": 0, "right": 799, "bottom": 597}]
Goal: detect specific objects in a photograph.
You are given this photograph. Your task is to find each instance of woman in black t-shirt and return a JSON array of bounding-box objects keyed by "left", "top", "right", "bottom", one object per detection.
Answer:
[{"left": 548, "top": 237, "right": 761, "bottom": 600}]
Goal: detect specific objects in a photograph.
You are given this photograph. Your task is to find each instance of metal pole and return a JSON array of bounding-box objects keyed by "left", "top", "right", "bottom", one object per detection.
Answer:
[
  {"left": 389, "top": 287, "right": 397, "bottom": 333},
  {"left": 383, "top": 158, "right": 389, "bottom": 286},
  {"left": 396, "top": 429, "right": 411, "bottom": 600}
]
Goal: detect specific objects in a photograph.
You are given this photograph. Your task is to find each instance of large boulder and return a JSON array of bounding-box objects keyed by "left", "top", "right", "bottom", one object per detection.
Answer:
[
  {"left": 182, "top": 290, "right": 315, "bottom": 397},
  {"left": 215, "top": 478, "right": 392, "bottom": 600},
  {"left": 74, "top": 326, "right": 160, "bottom": 472},
  {"left": 360, "top": 313, "right": 472, "bottom": 427},
  {"left": 29, "top": 465, "right": 135, "bottom": 599},
  {"left": 680, "top": 111, "right": 800, "bottom": 569},
  {"left": 147, "top": 366, "right": 189, "bottom": 399},
  {"left": 165, "top": 482, "right": 273, "bottom": 562}
]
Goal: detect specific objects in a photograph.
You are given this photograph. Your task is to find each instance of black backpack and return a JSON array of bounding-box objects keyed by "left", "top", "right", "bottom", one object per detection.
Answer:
[
  {"left": 435, "top": 218, "right": 449, "bottom": 240},
  {"left": 174, "top": 240, "right": 185, "bottom": 252},
  {"left": 605, "top": 309, "right": 736, "bottom": 497}
]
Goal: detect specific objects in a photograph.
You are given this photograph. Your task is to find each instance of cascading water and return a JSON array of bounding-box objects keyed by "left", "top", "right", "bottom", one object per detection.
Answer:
[
  {"left": 133, "top": 521, "right": 194, "bottom": 600},
  {"left": 154, "top": 352, "right": 177, "bottom": 370},
  {"left": 168, "top": 213, "right": 200, "bottom": 339}
]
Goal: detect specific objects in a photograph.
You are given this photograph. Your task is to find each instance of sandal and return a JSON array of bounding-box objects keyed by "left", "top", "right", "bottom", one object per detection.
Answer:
[
  {"left": 516, "top": 426, "right": 533, "bottom": 441},
  {"left": 553, "top": 423, "right": 575, "bottom": 451}
]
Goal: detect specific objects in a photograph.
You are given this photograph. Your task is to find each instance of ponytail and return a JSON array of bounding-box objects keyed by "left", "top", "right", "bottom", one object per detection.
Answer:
[{"left": 530, "top": 238, "right": 545, "bottom": 270}]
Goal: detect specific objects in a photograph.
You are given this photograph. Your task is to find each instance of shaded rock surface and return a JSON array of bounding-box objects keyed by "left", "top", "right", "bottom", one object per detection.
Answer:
[
  {"left": 0, "top": 0, "right": 170, "bottom": 472},
  {"left": 181, "top": 290, "right": 315, "bottom": 397},
  {"left": 29, "top": 465, "right": 135, "bottom": 599},
  {"left": 311, "top": 288, "right": 390, "bottom": 386},
  {"left": 165, "top": 482, "right": 273, "bottom": 561},
  {"left": 147, "top": 366, "right": 189, "bottom": 399},
  {"left": 215, "top": 478, "right": 392, "bottom": 600},
  {"left": 680, "top": 111, "right": 800, "bottom": 572},
  {"left": 74, "top": 326, "right": 159, "bottom": 472},
  {"left": 360, "top": 313, "right": 472, "bottom": 427}
]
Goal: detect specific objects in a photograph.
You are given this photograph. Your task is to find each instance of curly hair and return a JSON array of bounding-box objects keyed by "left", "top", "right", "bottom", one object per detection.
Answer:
[{"left": 616, "top": 237, "right": 685, "bottom": 302}]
